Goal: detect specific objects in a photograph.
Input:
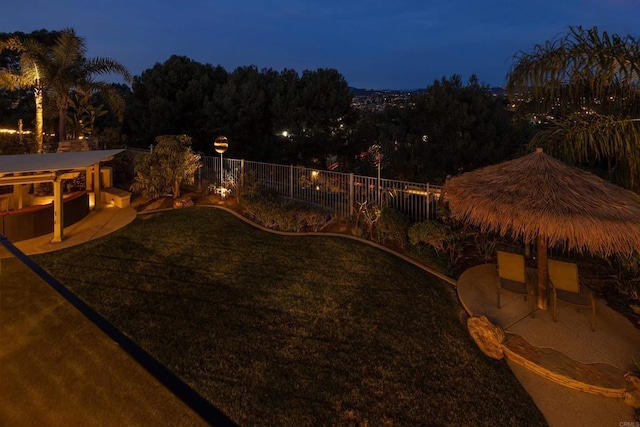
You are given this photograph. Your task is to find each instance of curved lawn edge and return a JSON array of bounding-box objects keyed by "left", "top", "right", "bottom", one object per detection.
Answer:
[{"left": 191, "top": 204, "right": 458, "bottom": 287}]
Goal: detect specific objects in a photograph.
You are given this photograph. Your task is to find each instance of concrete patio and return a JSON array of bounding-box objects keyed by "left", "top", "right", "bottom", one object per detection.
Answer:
[{"left": 458, "top": 263, "right": 640, "bottom": 426}]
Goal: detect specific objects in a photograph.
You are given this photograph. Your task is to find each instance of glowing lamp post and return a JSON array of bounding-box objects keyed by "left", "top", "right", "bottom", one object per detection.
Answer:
[{"left": 214, "top": 135, "right": 229, "bottom": 197}]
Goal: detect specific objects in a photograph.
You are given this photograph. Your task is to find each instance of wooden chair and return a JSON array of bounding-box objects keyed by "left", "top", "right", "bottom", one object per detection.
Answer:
[
  {"left": 496, "top": 251, "right": 536, "bottom": 317},
  {"left": 548, "top": 259, "right": 596, "bottom": 331}
]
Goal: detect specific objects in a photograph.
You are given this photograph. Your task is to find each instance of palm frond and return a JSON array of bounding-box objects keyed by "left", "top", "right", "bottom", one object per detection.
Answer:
[
  {"left": 507, "top": 26, "right": 640, "bottom": 108},
  {"left": 89, "top": 81, "right": 127, "bottom": 122},
  {"left": 530, "top": 113, "right": 640, "bottom": 190},
  {"left": 82, "top": 57, "right": 132, "bottom": 83}
]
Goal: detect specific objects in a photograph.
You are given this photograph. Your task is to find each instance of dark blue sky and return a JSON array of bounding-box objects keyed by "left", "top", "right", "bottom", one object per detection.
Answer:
[{"left": 1, "top": 0, "right": 637, "bottom": 89}]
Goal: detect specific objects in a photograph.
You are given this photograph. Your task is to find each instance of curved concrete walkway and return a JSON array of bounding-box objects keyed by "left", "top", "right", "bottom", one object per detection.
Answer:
[
  {"left": 458, "top": 264, "right": 639, "bottom": 426},
  {"left": 13, "top": 204, "right": 138, "bottom": 255}
]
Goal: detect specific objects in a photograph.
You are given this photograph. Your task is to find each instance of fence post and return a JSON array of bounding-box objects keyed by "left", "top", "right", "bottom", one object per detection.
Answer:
[
  {"left": 349, "top": 173, "right": 354, "bottom": 217},
  {"left": 289, "top": 165, "right": 294, "bottom": 198},
  {"left": 241, "top": 159, "right": 245, "bottom": 191},
  {"left": 426, "top": 182, "right": 430, "bottom": 220}
]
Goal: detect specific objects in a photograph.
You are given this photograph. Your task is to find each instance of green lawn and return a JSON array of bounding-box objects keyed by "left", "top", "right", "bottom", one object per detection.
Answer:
[{"left": 34, "top": 207, "right": 547, "bottom": 426}]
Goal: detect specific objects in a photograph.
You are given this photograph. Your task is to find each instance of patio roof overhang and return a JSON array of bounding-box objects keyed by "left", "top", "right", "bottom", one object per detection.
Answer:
[
  {"left": 0, "top": 149, "right": 125, "bottom": 242},
  {"left": 0, "top": 149, "right": 124, "bottom": 176}
]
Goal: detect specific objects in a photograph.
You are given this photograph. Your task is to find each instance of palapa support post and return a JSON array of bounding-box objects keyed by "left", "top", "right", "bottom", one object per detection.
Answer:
[{"left": 536, "top": 234, "right": 548, "bottom": 310}]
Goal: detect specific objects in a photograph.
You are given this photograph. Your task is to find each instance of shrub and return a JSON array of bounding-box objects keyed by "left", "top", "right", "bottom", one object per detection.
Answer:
[
  {"left": 354, "top": 200, "right": 381, "bottom": 239},
  {"left": 408, "top": 221, "right": 449, "bottom": 252},
  {"left": 408, "top": 220, "right": 467, "bottom": 273},
  {"left": 0, "top": 133, "right": 37, "bottom": 154},
  {"left": 239, "top": 193, "right": 332, "bottom": 232},
  {"left": 130, "top": 135, "right": 201, "bottom": 199},
  {"left": 612, "top": 254, "right": 640, "bottom": 301},
  {"left": 376, "top": 207, "right": 410, "bottom": 248},
  {"left": 236, "top": 171, "right": 264, "bottom": 199}
]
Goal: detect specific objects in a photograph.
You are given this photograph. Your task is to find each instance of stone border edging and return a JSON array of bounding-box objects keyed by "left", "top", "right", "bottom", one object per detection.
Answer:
[{"left": 501, "top": 339, "right": 626, "bottom": 398}]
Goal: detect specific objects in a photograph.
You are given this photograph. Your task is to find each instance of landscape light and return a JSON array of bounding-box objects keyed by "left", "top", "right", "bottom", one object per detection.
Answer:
[{"left": 214, "top": 135, "right": 229, "bottom": 198}]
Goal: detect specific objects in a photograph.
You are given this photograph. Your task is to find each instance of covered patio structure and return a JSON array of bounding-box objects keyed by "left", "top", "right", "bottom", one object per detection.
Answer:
[
  {"left": 443, "top": 148, "right": 640, "bottom": 309},
  {"left": 0, "top": 149, "right": 124, "bottom": 242}
]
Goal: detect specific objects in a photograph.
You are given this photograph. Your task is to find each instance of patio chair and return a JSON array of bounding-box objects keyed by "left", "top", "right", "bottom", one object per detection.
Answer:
[
  {"left": 496, "top": 250, "right": 535, "bottom": 317},
  {"left": 548, "top": 259, "right": 596, "bottom": 331}
]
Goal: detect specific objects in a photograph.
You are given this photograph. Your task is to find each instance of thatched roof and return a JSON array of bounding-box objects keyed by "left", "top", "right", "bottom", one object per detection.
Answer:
[{"left": 443, "top": 148, "right": 640, "bottom": 256}]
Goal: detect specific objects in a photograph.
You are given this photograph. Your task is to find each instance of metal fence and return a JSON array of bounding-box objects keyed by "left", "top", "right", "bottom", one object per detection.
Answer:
[{"left": 128, "top": 148, "right": 442, "bottom": 222}]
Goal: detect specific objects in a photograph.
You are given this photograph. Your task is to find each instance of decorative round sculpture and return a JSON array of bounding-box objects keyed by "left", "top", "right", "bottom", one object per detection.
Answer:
[{"left": 214, "top": 135, "right": 229, "bottom": 154}]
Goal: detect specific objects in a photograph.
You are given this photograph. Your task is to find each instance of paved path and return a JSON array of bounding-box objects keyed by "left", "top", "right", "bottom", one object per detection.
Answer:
[{"left": 13, "top": 205, "right": 138, "bottom": 255}]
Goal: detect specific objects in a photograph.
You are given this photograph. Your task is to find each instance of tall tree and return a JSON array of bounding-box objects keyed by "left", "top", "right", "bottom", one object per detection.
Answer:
[
  {"left": 45, "top": 29, "right": 131, "bottom": 142},
  {"left": 373, "top": 75, "right": 525, "bottom": 183},
  {"left": 0, "top": 28, "right": 130, "bottom": 150},
  {"left": 1, "top": 30, "right": 62, "bottom": 148},
  {"left": 507, "top": 26, "right": 640, "bottom": 191},
  {"left": 286, "top": 68, "right": 353, "bottom": 164},
  {"left": 0, "top": 34, "right": 49, "bottom": 151},
  {"left": 128, "top": 55, "right": 227, "bottom": 151}
]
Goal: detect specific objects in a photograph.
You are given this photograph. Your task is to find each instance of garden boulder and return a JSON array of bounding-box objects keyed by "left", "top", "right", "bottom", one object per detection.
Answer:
[
  {"left": 467, "top": 315, "right": 505, "bottom": 359},
  {"left": 173, "top": 196, "right": 194, "bottom": 209}
]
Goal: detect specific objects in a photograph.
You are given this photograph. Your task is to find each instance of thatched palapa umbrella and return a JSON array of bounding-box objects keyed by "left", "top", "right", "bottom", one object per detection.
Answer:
[{"left": 443, "top": 148, "right": 640, "bottom": 309}]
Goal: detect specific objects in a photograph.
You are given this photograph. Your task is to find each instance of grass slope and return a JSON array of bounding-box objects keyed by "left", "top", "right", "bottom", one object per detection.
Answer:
[{"left": 34, "top": 207, "right": 547, "bottom": 426}]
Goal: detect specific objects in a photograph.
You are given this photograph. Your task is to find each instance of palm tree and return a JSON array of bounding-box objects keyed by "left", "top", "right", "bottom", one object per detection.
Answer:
[
  {"left": 0, "top": 35, "right": 49, "bottom": 152},
  {"left": 45, "top": 29, "right": 131, "bottom": 142},
  {"left": 0, "top": 28, "right": 131, "bottom": 151},
  {"left": 507, "top": 26, "right": 640, "bottom": 192}
]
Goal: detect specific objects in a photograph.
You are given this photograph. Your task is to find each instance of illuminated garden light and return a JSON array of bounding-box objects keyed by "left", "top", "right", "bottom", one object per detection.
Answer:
[{"left": 214, "top": 135, "right": 229, "bottom": 198}]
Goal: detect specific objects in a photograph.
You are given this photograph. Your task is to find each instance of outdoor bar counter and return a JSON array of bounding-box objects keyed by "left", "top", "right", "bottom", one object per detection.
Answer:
[{"left": 0, "top": 191, "right": 89, "bottom": 242}]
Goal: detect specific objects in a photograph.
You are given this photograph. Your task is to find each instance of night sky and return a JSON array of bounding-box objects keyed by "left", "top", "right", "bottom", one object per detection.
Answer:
[{"left": 1, "top": 0, "right": 637, "bottom": 89}]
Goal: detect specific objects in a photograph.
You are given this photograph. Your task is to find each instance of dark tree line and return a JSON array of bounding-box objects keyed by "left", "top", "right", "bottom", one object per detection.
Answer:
[
  {"left": 346, "top": 75, "right": 530, "bottom": 183},
  {"left": 1, "top": 29, "right": 531, "bottom": 184},
  {"left": 124, "top": 55, "right": 354, "bottom": 166}
]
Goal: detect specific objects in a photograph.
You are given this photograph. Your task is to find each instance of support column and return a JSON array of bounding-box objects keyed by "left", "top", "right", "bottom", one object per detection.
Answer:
[
  {"left": 93, "top": 163, "right": 101, "bottom": 208},
  {"left": 52, "top": 178, "right": 64, "bottom": 243},
  {"left": 12, "top": 184, "right": 20, "bottom": 210},
  {"left": 536, "top": 234, "right": 548, "bottom": 310},
  {"left": 18, "top": 184, "right": 26, "bottom": 209},
  {"left": 86, "top": 166, "right": 94, "bottom": 190}
]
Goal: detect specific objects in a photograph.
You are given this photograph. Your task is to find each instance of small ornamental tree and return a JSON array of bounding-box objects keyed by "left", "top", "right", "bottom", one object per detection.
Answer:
[{"left": 130, "top": 134, "right": 201, "bottom": 199}]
